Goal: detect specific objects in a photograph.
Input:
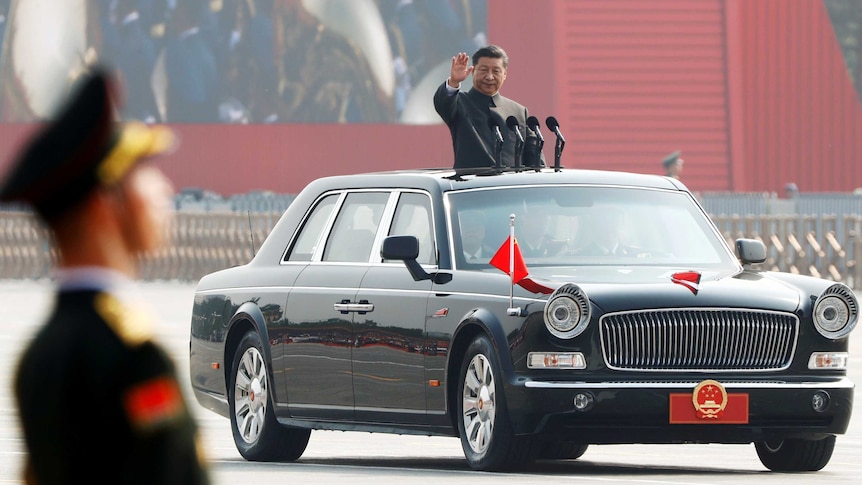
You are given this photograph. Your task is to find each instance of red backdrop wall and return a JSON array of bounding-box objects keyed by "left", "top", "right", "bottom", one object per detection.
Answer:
[{"left": 0, "top": 0, "right": 859, "bottom": 196}]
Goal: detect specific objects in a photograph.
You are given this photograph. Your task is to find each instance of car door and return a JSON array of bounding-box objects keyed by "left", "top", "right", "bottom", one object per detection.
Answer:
[
  {"left": 282, "top": 191, "right": 389, "bottom": 421},
  {"left": 353, "top": 191, "right": 435, "bottom": 424}
]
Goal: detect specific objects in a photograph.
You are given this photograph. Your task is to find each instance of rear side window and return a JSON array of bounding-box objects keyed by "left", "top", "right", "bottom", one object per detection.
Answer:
[
  {"left": 285, "top": 194, "right": 338, "bottom": 262},
  {"left": 323, "top": 192, "right": 389, "bottom": 262}
]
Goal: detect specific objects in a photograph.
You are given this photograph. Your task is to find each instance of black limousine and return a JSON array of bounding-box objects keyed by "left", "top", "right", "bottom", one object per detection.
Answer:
[{"left": 189, "top": 167, "right": 856, "bottom": 471}]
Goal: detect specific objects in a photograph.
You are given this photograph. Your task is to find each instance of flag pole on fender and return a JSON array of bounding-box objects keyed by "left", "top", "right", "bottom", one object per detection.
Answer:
[
  {"left": 489, "top": 214, "right": 531, "bottom": 313},
  {"left": 508, "top": 213, "right": 515, "bottom": 313}
]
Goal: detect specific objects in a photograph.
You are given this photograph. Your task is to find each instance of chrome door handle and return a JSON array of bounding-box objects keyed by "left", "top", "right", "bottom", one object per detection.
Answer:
[
  {"left": 350, "top": 303, "right": 374, "bottom": 313},
  {"left": 333, "top": 302, "right": 375, "bottom": 313}
]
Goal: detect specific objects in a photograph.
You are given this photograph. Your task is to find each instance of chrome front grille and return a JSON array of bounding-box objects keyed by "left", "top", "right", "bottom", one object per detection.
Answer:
[{"left": 600, "top": 309, "right": 798, "bottom": 372}]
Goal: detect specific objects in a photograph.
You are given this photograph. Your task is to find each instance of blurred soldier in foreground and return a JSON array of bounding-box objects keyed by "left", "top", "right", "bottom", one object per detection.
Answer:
[{"left": 0, "top": 69, "right": 208, "bottom": 484}]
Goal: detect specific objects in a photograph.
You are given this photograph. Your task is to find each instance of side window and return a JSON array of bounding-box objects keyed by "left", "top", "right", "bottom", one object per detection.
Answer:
[
  {"left": 286, "top": 194, "right": 338, "bottom": 262},
  {"left": 323, "top": 192, "right": 389, "bottom": 262},
  {"left": 388, "top": 193, "right": 434, "bottom": 265}
]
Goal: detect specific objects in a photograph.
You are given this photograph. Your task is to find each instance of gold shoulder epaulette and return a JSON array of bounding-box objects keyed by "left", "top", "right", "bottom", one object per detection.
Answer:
[{"left": 94, "top": 292, "right": 154, "bottom": 347}]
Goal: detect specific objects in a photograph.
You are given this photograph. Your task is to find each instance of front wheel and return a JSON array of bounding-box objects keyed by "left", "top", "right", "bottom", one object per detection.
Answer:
[
  {"left": 457, "top": 334, "right": 536, "bottom": 471},
  {"left": 538, "top": 441, "right": 589, "bottom": 460},
  {"left": 754, "top": 436, "right": 835, "bottom": 471},
  {"left": 229, "top": 331, "right": 311, "bottom": 462}
]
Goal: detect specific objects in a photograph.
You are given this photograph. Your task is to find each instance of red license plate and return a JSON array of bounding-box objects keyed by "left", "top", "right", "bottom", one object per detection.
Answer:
[{"left": 669, "top": 380, "right": 749, "bottom": 424}]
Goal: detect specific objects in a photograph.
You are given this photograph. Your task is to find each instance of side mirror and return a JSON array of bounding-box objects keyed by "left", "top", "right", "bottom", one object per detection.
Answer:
[
  {"left": 381, "top": 235, "right": 419, "bottom": 261},
  {"left": 735, "top": 238, "right": 766, "bottom": 265},
  {"left": 381, "top": 236, "right": 451, "bottom": 284}
]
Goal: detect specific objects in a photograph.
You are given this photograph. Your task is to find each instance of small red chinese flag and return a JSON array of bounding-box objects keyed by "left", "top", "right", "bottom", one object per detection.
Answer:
[{"left": 489, "top": 236, "right": 528, "bottom": 283}]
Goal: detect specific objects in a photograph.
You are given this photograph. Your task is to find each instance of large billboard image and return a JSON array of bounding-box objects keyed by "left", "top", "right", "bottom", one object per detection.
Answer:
[
  {"left": 0, "top": 0, "right": 859, "bottom": 195},
  {"left": 0, "top": 0, "right": 486, "bottom": 125}
]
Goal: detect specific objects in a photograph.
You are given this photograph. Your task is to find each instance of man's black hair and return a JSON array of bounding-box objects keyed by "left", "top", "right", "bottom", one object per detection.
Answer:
[{"left": 472, "top": 45, "right": 509, "bottom": 68}]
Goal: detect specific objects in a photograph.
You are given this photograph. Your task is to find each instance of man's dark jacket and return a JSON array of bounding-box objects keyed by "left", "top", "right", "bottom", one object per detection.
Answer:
[{"left": 434, "top": 82, "right": 544, "bottom": 169}]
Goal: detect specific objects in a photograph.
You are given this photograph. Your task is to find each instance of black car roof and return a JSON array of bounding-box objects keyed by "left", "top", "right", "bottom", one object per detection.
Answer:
[{"left": 306, "top": 167, "right": 687, "bottom": 194}]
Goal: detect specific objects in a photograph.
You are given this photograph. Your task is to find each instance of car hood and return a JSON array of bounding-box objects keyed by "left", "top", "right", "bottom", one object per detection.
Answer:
[{"left": 526, "top": 265, "right": 802, "bottom": 313}]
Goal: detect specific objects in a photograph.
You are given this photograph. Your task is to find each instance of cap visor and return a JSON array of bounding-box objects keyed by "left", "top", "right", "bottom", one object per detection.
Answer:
[{"left": 97, "top": 123, "right": 176, "bottom": 185}]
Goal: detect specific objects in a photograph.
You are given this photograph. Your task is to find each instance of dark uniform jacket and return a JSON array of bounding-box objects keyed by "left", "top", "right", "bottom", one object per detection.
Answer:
[
  {"left": 433, "top": 82, "right": 543, "bottom": 169},
  {"left": 15, "top": 289, "right": 208, "bottom": 484}
]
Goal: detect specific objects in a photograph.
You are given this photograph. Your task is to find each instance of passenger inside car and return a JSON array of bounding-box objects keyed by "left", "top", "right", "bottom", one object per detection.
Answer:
[
  {"left": 459, "top": 210, "right": 492, "bottom": 262},
  {"left": 517, "top": 200, "right": 555, "bottom": 257},
  {"left": 574, "top": 206, "right": 630, "bottom": 256}
]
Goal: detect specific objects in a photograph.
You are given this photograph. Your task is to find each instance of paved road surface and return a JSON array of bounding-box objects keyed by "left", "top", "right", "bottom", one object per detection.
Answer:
[{"left": 1, "top": 280, "right": 860, "bottom": 484}]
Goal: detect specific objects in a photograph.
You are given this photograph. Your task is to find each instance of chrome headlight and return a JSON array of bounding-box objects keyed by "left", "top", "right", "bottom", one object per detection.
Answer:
[
  {"left": 543, "top": 284, "right": 591, "bottom": 339},
  {"left": 813, "top": 284, "right": 858, "bottom": 339}
]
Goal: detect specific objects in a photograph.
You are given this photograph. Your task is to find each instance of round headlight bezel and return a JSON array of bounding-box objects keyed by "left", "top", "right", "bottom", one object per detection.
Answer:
[
  {"left": 543, "top": 284, "right": 591, "bottom": 339},
  {"left": 813, "top": 284, "right": 858, "bottom": 339}
]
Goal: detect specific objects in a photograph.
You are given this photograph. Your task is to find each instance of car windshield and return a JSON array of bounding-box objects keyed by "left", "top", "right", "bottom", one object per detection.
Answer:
[{"left": 448, "top": 185, "right": 736, "bottom": 268}]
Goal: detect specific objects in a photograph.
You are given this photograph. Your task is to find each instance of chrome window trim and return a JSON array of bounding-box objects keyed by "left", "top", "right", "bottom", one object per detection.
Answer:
[
  {"left": 280, "top": 188, "right": 439, "bottom": 268},
  {"left": 280, "top": 190, "right": 346, "bottom": 264},
  {"left": 195, "top": 285, "right": 545, "bottom": 304},
  {"left": 319, "top": 190, "right": 392, "bottom": 263},
  {"left": 374, "top": 190, "right": 438, "bottom": 267},
  {"left": 368, "top": 191, "right": 400, "bottom": 263}
]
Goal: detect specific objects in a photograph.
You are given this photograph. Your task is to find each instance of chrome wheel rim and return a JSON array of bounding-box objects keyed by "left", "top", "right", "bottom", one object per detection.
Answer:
[
  {"left": 462, "top": 353, "right": 496, "bottom": 454},
  {"left": 763, "top": 440, "right": 784, "bottom": 452},
  {"left": 234, "top": 346, "right": 268, "bottom": 444}
]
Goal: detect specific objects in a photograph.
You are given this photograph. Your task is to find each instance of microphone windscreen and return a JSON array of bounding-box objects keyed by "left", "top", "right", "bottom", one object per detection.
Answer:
[
  {"left": 527, "top": 116, "right": 541, "bottom": 130},
  {"left": 487, "top": 116, "right": 501, "bottom": 130},
  {"left": 545, "top": 116, "right": 559, "bottom": 131},
  {"left": 506, "top": 116, "right": 520, "bottom": 130}
]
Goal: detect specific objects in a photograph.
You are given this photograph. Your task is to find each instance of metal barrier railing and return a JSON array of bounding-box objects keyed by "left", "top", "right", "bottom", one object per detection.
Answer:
[
  {"left": 711, "top": 214, "right": 862, "bottom": 289},
  {"left": 0, "top": 211, "right": 280, "bottom": 282},
  {"left": 2, "top": 211, "right": 862, "bottom": 288}
]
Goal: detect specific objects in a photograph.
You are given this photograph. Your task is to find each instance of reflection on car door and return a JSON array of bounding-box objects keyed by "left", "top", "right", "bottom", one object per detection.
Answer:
[
  {"left": 353, "top": 192, "right": 434, "bottom": 424},
  {"left": 282, "top": 191, "right": 388, "bottom": 421}
]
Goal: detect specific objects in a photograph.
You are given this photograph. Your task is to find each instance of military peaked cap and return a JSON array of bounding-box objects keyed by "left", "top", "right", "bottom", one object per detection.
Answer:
[
  {"left": 662, "top": 150, "right": 682, "bottom": 167},
  {"left": 0, "top": 68, "right": 174, "bottom": 219}
]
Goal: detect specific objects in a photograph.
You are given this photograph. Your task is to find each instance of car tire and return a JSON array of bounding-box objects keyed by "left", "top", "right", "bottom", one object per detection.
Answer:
[
  {"left": 457, "top": 334, "right": 536, "bottom": 471},
  {"left": 229, "top": 331, "right": 311, "bottom": 462},
  {"left": 754, "top": 436, "right": 835, "bottom": 471},
  {"left": 538, "top": 441, "right": 589, "bottom": 460}
]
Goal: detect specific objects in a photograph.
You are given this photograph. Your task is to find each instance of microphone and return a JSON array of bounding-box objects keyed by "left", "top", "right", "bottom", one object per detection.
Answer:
[
  {"left": 545, "top": 116, "right": 566, "bottom": 171},
  {"left": 505, "top": 116, "right": 525, "bottom": 144},
  {"left": 545, "top": 116, "right": 565, "bottom": 143},
  {"left": 487, "top": 116, "right": 504, "bottom": 144},
  {"left": 526, "top": 116, "right": 544, "bottom": 142}
]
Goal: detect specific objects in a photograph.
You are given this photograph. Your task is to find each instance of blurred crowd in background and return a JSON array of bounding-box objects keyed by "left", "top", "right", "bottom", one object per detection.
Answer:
[{"left": 77, "top": 0, "right": 486, "bottom": 124}]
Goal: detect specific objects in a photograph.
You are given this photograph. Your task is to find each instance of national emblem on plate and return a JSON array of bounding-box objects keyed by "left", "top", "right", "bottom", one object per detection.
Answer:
[{"left": 692, "top": 379, "right": 728, "bottom": 419}]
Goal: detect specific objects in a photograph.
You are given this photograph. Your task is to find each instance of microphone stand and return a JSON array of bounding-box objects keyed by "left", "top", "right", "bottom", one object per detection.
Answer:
[
  {"left": 489, "top": 118, "right": 504, "bottom": 173},
  {"left": 514, "top": 133, "right": 524, "bottom": 171},
  {"left": 553, "top": 135, "right": 565, "bottom": 172},
  {"left": 526, "top": 116, "right": 544, "bottom": 170},
  {"left": 546, "top": 117, "right": 566, "bottom": 172},
  {"left": 494, "top": 135, "right": 504, "bottom": 172},
  {"left": 507, "top": 120, "right": 525, "bottom": 171}
]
